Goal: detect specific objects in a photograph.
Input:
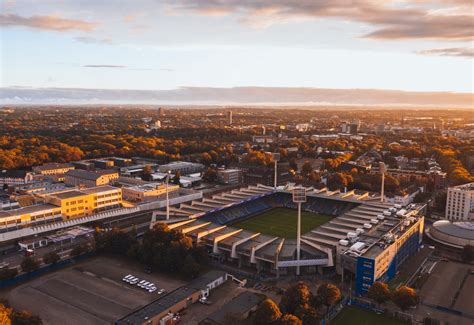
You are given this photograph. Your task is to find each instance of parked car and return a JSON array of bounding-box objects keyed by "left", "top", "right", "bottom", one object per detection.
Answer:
[
  {"left": 139, "top": 281, "right": 150, "bottom": 288},
  {"left": 129, "top": 277, "right": 139, "bottom": 285},
  {"left": 157, "top": 289, "right": 166, "bottom": 295},
  {"left": 122, "top": 275, "right": 133, "bottom": 282},
  {"left": 148, "top": 287, "right": 157, "bottom": 293}
]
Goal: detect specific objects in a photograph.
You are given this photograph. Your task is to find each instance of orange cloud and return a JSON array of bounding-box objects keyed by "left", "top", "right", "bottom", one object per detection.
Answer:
[
  {"left": 0, "top": 13, "right": 97, "bottom": 31},
  {"left": 168, "top": 1, "right": 474, "bottom": 41}
]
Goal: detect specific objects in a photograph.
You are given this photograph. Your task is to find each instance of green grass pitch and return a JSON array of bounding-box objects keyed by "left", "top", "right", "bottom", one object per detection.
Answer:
[
  {"left": 331, "top": 306, "right": 407, "bottom": 325},
  {"left": 233, "top": 207, "right": 333, "bottom": 238}
]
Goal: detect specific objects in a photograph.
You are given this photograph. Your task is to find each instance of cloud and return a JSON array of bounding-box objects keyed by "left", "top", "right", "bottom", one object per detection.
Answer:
[
  {"left": 167, "top": 1, "right": 474, "bottom": 41},
  {"left": 417, "top": 47, "right": 474, "bottom": 58},
  {"left": 82, "top": 65, "right": 126, "bottom": 68},
  {"left": 0, "top": 13, "right": 97, "bottom": 31},
  {"left": 1, "top": 86, "right": 472, "bottom": 108},
  {"left": 74, "top": 36, "right": 114, "bottom": 45}
]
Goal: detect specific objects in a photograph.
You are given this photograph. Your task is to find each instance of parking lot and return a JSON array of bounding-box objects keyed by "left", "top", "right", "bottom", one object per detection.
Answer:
[{"left": 2, "top": 256, "right": 185, "bottom": 325}]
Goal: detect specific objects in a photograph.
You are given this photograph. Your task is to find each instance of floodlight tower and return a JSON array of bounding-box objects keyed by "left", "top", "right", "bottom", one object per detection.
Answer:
[
  {"left": 273, "top": 153, "right": 281, "bottom": 190},
  {"left": 292, "top": 187, "right": 306, "bottom": 276},
  {"left": 379, "top": 162, "right": 387, "bottom": 203},
  {"left": 165, "top": 170, "right": 171, "bottom": 220}
]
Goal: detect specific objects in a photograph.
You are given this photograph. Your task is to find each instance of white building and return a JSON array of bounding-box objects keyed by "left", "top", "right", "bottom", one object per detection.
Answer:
[{"left": 446, "top": 183, "right": 474, "bottom": 221}]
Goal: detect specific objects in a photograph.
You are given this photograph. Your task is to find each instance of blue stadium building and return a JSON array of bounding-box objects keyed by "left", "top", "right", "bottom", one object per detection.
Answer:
[{"left": 337, "top": 205, "right": 425, "bottom": 295}]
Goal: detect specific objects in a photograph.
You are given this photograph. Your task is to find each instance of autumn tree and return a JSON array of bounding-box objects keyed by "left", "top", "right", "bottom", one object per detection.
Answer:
[
  {"left": 20, "top": 257, "right": 40, "bottom": 273},
  {"left": 42, "top": 252, "right": 60, "bottom": 265},
  {"left": 278, "top": 314, "right": 302, "bottom": 325},
  {"left": 314, "top": 283, "right": 341, "bottom": 307},
  {"left": 368, "top": 282, "right": 391, "bottom": 305},
  {"left": 392, "top": 286, "right": 419, "bottom": 311},
  {"left": 279, "top": 282, "right": 311, "bottom": 315},
  {"left": 253, "top": 299, "right": 282, "bottom": 324}
]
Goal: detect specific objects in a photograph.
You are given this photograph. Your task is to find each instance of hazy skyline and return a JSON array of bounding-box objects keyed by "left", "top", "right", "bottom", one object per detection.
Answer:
[{"left": 1, "top": 0, "right": 473, "bottom": 105}]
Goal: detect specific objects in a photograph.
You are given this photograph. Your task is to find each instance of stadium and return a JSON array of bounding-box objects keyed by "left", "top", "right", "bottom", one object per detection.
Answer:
[
  {"left": 155, "top": 184, "right": 426, "bottom": 287},
  {"left": 426, "top": 220, "right": 474, "bottom": 248}
]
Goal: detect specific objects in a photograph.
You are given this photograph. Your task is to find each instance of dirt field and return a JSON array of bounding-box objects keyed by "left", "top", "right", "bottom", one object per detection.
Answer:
[{"left": 2, "top": 256, "right": 185, "bottom": 325}]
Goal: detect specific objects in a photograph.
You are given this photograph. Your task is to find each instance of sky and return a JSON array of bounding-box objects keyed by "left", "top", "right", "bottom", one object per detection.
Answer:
[{"left": 0, "top": 0, "right": 473, "bottom": 105}]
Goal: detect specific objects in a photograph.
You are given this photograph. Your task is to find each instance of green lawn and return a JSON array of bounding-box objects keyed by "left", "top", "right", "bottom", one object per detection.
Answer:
[
  {"left": 331, "top": 306, "right": 407, "bottom": 325},
  {"left": 233, "top": 208, "right": 333, "bottom": 238}
]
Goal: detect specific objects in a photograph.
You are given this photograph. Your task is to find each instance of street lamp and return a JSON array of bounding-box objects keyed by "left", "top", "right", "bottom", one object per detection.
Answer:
[
  {"left": 379, "top": 162, "right": 387, "bottom": 203},
  {"left": 292, "top": 186, "right": 306, "bottom": 276}
]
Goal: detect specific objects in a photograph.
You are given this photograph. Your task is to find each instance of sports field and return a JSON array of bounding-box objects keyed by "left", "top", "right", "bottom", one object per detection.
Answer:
[
  {"left": 331, "top": 306, "right": 407, "bottom": 325},
  {"left": 234, "top": 208, "right": 333, "bottom": 238}
]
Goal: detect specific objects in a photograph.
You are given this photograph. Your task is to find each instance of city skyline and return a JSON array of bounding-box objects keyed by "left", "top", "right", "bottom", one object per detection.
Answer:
[{"left": 1, "top": 0, "right": 473, "bottom": 106}]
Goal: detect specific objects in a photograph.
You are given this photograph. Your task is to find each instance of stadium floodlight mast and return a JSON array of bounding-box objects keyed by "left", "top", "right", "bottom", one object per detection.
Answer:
[
  {"left": 273, "top": 152, "right": 281, "bottom": 189},
  {"left": 292, "top": 186, "right": 306, "bottom": 276},
  {"left": 165, "top": 170, "right": 171, "bottom": 220},
  {"left": 149, "top": 170, "right": 172, "bottom": 229},
  {"left": 379, "top": 162, "right": 387, "bottom": 203}
]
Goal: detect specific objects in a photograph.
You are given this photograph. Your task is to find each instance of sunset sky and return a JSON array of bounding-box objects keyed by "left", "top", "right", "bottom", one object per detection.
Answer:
[{"left": 0, "top": 0, "right": 473, "bottom": 105}]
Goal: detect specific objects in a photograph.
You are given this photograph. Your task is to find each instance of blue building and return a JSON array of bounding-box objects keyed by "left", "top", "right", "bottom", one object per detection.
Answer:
[{"left": 337, "top": 205, "right": 425, "bottom": 295}]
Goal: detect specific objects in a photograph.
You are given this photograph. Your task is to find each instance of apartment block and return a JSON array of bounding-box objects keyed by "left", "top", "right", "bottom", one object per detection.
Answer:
[{"left": 446, "top": 183, "right": 474, "bottom": 221}]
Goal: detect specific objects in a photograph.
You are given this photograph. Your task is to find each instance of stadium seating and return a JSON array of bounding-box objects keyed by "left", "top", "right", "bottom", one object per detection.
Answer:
[{"left": 201, "top": 193, "right": 358, "bottom": 225}]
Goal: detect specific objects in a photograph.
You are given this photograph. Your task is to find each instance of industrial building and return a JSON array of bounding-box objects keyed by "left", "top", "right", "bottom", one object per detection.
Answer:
[
  {"left": 32, "top": 163, "right": 75, "bottom": 176},
  {"left": 158, "top": 161, "right": 205, "bottom": 175},
  {"left": 64, "top": 169, "right": 119, "bottom": 188}
]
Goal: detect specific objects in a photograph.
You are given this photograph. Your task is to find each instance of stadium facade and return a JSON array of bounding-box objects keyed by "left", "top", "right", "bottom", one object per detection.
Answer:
[{"left": 162, "top": 184, "right": 425, "bottom": 295}]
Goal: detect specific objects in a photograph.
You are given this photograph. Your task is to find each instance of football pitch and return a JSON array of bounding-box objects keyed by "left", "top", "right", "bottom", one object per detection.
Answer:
[{"left": 233, "top": 207, "right": 333, "bottom": 238}]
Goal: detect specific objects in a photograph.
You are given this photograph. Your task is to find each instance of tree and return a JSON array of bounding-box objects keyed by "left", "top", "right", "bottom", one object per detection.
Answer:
[
  {"left": 182, "top": 256, "right": 200, "bottom": 279},
  {"left": 0, "top": 303, "right": 12, "bottom": 325},
  {"left": 253, "top": 299, "right": 282, "bottom": 324},
  {"left": 0, "top": 268, "right": 18, "bottom": 281},
  {"left": 368, "top": 281, "right": 391, "bottom": 305},
  {"left": 10, "top": 310, "right": 42, "bottom": 325},
  {"left": 70, "top": 244, "right": 87, "bottom": 258},
  {"left": 172, "top": 171, "right": 181, "bottom": 185},
  {"left": 315, "top": 283, "right": 341, "bottom": 307},
  {"left": 392, "top": 286, "right": 419, "bottom": 311},
  {"left": 279, "top": 282, "right": 311, "bottom": 315},
  {"left": 20, "top": 257, "right": 40, "bottom": 273},
  {"left": 42, "top": 252, "right": 60, "bottom": 265},
  {"left": 142, "top": 165, "right": 153, "bottom": 181},
  {"left": 461, "top": 245, "right": 474, "bottom": 263},
  {"left": 296, "top": 306, "right": 320, "bottom": 325},
  {"left": 278, "top": 314, "right": 302, "bottom": 325},
  {"left": 301, "top": 161, "right": 313, "bottom": 177}
]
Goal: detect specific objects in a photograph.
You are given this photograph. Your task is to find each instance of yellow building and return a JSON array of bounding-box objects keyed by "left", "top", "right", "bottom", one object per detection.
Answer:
[
  {"left": 0, "top": 204, "right": 62, "bottom": 230},
  {"left": 45, "top": 185, "right": 122, "bottom": 219},
  {"left": 122, "top": 183, "right": 179, "bottom": 202},
  {"left": 65, "top": 169, "right": 119, "bottom": 188},
  {"left": 0, "top": 186, "right": 123, "bottom": 230},
  {"left": 33, "top": 163, "right": 75, "bottom": 175}
]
